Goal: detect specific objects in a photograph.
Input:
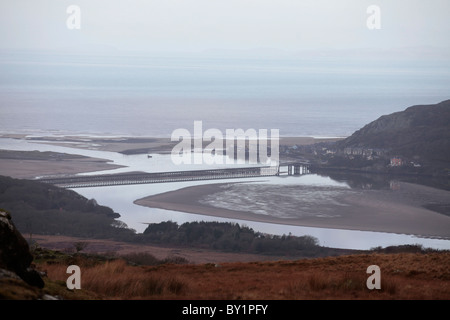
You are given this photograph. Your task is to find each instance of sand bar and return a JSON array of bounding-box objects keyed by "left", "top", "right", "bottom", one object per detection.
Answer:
[
  {"left": 135, "top": 182, "right": 450, "bottom": 239},
  {"left": 0, "top": 157, "right": 124, "bottom": 179},
  {"left": 1, "top": 134, "right": 341, "bottom": 153},
  {"left": 0, "top": 135, "right": 338, "bottom": 179}
]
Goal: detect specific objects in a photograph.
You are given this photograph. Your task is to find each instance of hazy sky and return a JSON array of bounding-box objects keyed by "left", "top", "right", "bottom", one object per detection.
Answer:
[{"left": 1, "top": 0, "right": 449, "bottom": 56}]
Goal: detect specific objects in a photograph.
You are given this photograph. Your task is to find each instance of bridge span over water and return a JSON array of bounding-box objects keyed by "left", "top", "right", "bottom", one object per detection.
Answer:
[{"left": 38, "top": 162, "right": 310, "bottom": 188}]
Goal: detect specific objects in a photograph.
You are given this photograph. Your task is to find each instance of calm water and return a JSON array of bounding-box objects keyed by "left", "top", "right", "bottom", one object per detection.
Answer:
[
  {"left": 1, "top": 51, "right": 449, "bottom": 137},
  {"left": 1, "top": 137, "right": 449, "bottom": 250},
  {"left": 72, "top": 176, "right": 450, "bottom": 251},
  {"left": 1, "top": 50, "right": 449, "bottom": 250}
]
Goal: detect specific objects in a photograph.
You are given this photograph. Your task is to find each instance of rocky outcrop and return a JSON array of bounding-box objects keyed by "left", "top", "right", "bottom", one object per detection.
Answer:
[
  {"left": 337, "top": 99, "right": 450, "bottom": 164},
  {"left": 0, "top": 210, "right": 44, "bottom": 289}
]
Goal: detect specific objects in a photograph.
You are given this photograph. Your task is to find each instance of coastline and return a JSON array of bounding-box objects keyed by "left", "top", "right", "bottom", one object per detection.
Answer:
[
  {"left": 0, "top": 135, "right": 339, "bottom": 179},
  {"left": 134, "top": 182, "right": 450, "bottom": 239},
  {"left": 0, "top": 134, "right": 341, "bottom": 152},
  {"left": 2, "top": 134, "right": 449, "bottom": 242},
  {"left": 0, "top": 157, "right": 124, "bottom": 179}
]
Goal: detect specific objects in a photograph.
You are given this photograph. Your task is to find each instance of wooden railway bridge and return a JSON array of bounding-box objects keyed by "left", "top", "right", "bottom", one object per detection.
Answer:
[{"left": 38, "top": 162, "right": 310, "bottom": 188}]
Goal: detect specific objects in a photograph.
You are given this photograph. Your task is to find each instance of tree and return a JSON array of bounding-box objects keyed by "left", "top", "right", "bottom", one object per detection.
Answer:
[{"left": 73, "top": 241, "right": 89, "bottom": 253}]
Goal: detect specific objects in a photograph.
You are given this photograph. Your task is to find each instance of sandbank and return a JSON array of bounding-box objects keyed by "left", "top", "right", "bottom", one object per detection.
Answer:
[
  {"left": 135, "top": 182, "right": 450, "bottom": 239},
  {"left": 0, "top": 158, "right": 124, "bottom": 179}
]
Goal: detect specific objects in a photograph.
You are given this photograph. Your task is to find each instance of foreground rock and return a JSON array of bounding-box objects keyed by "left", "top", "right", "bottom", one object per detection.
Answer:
[{"left": 0, "top": 210, "right": 45, "bottom": 295}]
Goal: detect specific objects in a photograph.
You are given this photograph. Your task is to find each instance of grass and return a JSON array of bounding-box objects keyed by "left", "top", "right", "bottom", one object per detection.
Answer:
[
  {"left": 42, "top": 259, "right": 190, "bottom": 299},
  {"left": 120, "top": 252, "right": 189, "bottom": 266},
  {"left": 39, "top": 254, "right": 190, "bottom": 299},
  {"left": 285, "top": 270, "right": 399, "bottom": 298},
  {"left": 28, "top": 249, "right": 450, "bottom": 300}
]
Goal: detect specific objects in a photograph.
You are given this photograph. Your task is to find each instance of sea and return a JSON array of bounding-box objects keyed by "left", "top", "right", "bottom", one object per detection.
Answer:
[
  {"left": 1, "top": 50, "right": 449, "bottom": 137},
  {"left": 1, "top": 50, "right": 450, "bottom": 250}
]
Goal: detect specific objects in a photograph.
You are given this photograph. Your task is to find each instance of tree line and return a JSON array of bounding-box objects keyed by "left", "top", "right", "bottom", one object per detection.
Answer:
[
  {"left": 1, "top": 175, "right": 324, "bottom": 256},
  {"left": 140, "top": 220, "right": 320, "bottom": 256}
]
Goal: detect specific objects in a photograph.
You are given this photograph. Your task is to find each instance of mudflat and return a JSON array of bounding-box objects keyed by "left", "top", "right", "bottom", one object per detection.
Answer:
[
  {"left": 0, "top": 158, "right": 123, "bottom": 179},
  {"left": 135, "top": 181, "right": 450, "bottom": 239},
  {"left": 0, "top": 135, "right": 338, "bottom": 179}
]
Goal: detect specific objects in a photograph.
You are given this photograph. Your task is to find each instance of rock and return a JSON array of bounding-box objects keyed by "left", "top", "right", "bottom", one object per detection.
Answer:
[
  {"left": 0, "top": 210, "right": 44, "bottom": 288},
  {"left": 41, "top": 294, "right": 61, "bottom": 300},
  {"left": 0, "top": 267, "right": 22, "bottom": 280},
  {"left": 0, "top": 268, "right": 42, "bottom": 300}
]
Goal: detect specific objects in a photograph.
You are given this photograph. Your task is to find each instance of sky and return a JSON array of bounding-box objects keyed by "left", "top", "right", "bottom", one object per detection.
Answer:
[{"left": 0, "top": 0, "right": 449, "bottom": 57}]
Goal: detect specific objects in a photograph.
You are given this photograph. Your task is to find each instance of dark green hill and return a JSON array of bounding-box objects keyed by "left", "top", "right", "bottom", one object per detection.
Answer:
[
  {"left": 337, "top": 99, "right": 450, "bottom": 166},
  {"left": 0, "top": 175, "right": 135, "bottom": 239}
]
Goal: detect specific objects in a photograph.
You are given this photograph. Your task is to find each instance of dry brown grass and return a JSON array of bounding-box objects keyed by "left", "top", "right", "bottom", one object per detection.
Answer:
[
  {"left": 38, "top": 251, "right": 450, "bottom": 300},
  {"left": 42, "top": 258, "right": 189, "bottom": 299}
]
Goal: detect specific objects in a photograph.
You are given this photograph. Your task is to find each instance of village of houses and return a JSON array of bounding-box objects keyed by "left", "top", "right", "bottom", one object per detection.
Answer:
[{"left": 280, "top": 143, "right": 422, "bottom": 169}]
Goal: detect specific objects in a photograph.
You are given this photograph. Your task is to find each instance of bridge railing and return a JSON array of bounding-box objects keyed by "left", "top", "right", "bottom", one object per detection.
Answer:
[{"left": 38, "top": 163, "right": 310, "bottom": 188}]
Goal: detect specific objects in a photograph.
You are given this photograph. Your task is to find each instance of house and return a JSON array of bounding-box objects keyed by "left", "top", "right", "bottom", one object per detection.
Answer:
[
  {"left": 343, "top": 147, "right": 363, "bottom": 156},
  {"left": 390, "top": 157, "right": 403, "bottom": 166}
]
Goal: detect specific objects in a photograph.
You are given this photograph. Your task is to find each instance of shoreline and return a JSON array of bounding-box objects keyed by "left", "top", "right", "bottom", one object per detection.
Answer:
[
  {"left": 0, "top": 134, "right": 342, "bottom": 152},
  {"left": 135, "top": 182, "right": 450, "bottom": 240},
  {"left": 0, "top": 134, "right": 339, "bottom": 179},
  {"left": 2, "top": 134, "right": 449, "bottom": 243},
  {"left": 0, "top": 157, "right": 124, "bottom": 180}
]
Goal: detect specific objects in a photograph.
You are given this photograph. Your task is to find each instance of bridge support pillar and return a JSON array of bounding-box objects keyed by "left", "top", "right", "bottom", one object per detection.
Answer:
[
  {"left": 285, "top": 164, "right": 309, "bottom": 176},
  {"left": 287, "top": 165, "right": 293, "bottom": 176}
]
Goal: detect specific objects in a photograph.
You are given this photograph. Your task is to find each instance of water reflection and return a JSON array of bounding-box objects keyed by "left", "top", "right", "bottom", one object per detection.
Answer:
[
  {"left": 1, "top": 137, "right": 450, "bottom": 250},
  {"left": 73, "top": 175, "right": 450, "bottom": 251}
]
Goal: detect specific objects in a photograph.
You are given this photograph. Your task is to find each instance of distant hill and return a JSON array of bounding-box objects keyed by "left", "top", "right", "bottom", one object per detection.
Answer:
[{"left": 337, "top": 100, "right": 450, "bottom": 166}]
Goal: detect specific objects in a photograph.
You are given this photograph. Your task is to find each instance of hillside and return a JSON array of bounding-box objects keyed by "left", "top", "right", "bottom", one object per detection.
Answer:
[
  {"left": 2, "top": 207, "right": 449, "bottom": 301},
  {"left": 0, "top": 175, "right": 134, "bottom": 239},
  {"left": 22, "top": 247, "right": 450, "bottom": 300},
  {"left": 337, "top": 99, "right": 450, "bottom": 166}
]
